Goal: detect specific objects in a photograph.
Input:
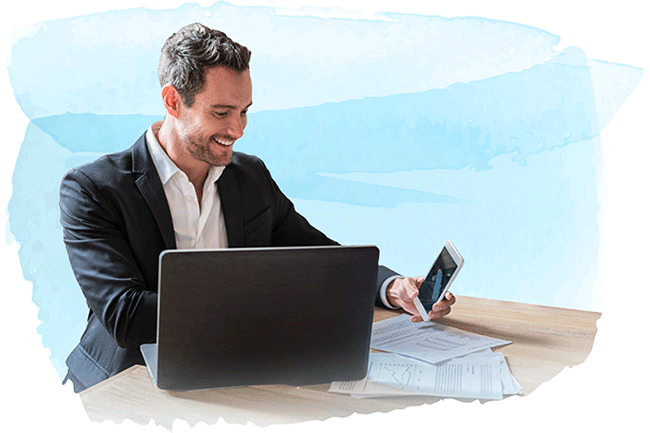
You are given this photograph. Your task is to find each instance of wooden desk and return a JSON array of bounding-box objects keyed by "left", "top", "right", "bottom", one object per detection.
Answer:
[{"left": 79, "top": 296, "right": 600, "bottom": 428}]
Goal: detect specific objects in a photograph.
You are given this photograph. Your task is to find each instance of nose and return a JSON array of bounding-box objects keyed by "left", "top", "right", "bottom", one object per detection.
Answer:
[{"left": 226, "top": 115, "right": 245, "bottom": 139}]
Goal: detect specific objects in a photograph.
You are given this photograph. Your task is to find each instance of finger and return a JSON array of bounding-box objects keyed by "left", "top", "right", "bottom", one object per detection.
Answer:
[
  {"left": 429, "top": 307, "right": 451, "bottom": 319},
  {"left": 434, "top": 292, "right": 456, "bottom": 309}
]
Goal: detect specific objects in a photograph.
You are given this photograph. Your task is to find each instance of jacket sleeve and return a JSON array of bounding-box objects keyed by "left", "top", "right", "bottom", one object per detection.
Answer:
[{"left": 60, "top": 168, "right": 158, "bottom": 349}]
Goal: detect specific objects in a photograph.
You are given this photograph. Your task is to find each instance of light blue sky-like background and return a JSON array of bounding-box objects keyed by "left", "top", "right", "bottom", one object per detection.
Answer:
[{"left": 2, "top": 1, "right": 648, "bottom": 432}]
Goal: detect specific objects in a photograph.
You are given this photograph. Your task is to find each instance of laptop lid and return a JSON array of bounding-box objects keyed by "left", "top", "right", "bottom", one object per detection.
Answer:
[{"left": 142, "top": 245, "right": 379, "bottom": 390}]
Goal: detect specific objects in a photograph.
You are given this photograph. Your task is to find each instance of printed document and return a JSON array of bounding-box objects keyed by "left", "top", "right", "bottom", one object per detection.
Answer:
[
  {"left": 461, "top": 350, "right": 523, "bottom": 396},
  {"left": 329, "top": 351, "right": 522, "bottom": 400},
  {"left": 371, "top": 314, "right": 511, "bottom": 365}
]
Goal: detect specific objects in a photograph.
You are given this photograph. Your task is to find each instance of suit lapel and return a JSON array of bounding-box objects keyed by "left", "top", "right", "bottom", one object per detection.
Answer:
[
  {"left": 217, "top": 166, "right": 244, "bottom": 247},
  {"left": 131, "top": 134, "right": 177, "bottom": 250}
]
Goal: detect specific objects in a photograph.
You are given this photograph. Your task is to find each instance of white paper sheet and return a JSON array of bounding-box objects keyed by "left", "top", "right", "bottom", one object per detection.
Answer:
[
  {"left": 329, "top": 351, "right": 522, "bottom": 400},
  {"left": 370, "top": 314, "right": 511, "bottom": 365},
  {"left": 453, "top": 349, "right": 523, "bottom": 395}
]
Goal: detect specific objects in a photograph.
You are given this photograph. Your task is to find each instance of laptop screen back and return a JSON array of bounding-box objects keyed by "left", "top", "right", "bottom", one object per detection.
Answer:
[{"left": 150, "top": 245, "right": 379, "bottom": 390}]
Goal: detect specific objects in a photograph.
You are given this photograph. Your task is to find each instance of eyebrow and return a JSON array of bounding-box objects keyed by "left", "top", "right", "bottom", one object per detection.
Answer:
[{"left": 210, "top": 102, "right": 253, "bottom": 110}]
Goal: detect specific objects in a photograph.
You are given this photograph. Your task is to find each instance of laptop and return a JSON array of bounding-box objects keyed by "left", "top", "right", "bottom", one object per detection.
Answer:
[{"left": 141, "top": 245, "right": 379, "bottom": 390}]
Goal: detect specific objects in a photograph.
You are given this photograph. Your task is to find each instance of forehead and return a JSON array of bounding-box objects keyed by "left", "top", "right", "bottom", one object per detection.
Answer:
[{"left": 197, "top": 66, "right": 252, "bottom": 107}]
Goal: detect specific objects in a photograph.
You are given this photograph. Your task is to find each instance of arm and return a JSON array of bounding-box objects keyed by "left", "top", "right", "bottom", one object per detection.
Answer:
[
  {"left": 228, "top": 155, "right": 421, "bottom": 309},
  {"left": 60, "top": 168, "right": 158, "bottom": 349},
  {"left": 258, "top": 161, "right": 401, "bottom": 302}
]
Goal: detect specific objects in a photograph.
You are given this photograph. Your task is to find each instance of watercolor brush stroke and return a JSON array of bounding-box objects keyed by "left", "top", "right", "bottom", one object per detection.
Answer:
[{"left": 2, "top": 2, "right": 646, "bottom": 432}]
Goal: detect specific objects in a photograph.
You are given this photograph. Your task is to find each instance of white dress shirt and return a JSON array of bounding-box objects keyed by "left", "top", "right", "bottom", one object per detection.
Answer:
[{"left": 146, "top": 127, "right": 228, "bottom": 250}]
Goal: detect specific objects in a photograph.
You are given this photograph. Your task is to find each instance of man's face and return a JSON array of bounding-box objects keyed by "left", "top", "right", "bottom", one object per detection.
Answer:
[{"left": 176, "top": 66, "right": 253, "bottom": 167}]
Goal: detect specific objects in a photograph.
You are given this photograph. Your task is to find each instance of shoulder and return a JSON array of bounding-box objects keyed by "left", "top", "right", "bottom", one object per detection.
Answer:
[
  {"left": 59, "top": 137, "right": 150, "bottom": 219},
  {"left": 62, "top": 136, "right": 144, "bottom": 190},
  {"left": 59, "top": 137, "right": 152, "bottom": 223},
  {"left": 230, "top": 151, "right": 266, "bottom": 170},
  {"left": 228, "top": 151, "right": 272, "bottom": 179},
  {"left": 223, "top": 152, "right": 282, "bottom": 198}
]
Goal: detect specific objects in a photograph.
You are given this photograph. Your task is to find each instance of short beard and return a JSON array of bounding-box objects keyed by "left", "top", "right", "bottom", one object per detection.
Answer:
[{"left": 184, "top": 135, "right": 232, "bottom": 167}]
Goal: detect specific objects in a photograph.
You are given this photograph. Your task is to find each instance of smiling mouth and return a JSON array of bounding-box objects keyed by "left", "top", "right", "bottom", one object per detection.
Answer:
[{"left": 213, "top": 137, "right": 234, "bottom": 147}]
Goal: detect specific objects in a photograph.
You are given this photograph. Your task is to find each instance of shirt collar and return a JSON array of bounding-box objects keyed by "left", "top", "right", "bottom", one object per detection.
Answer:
[
  {"left": 205, "top": 163, "right": 226, "bottom": 187},
  {"left": 146, "top": 125, "right": 180, "bottom": 185},
  {"left": 145, "top": 125, "right": 225, "bottom": 186}
]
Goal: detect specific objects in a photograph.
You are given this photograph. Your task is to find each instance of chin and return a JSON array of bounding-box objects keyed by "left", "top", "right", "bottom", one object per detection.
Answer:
[{"left": 209, "top": 150, "right": 233, "bottom": 167}]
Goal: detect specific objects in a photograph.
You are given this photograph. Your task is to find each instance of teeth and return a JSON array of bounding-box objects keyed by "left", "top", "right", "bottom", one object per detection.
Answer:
[{"left": 214, "top": 138, "right": 234, "bottom": 146}]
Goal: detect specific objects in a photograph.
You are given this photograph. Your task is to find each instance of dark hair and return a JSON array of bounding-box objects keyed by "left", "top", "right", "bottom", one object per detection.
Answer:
[{"left": 158, "top": 23, "right": 252, "bottom": 107}]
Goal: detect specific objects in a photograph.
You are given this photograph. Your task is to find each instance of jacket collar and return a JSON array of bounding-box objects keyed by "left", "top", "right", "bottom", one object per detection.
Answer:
[
  {"left": 131, "top": 133, "right": 176, "bottom": 250},
  {"left": 217, "top": 166, "right": 244, "bottom": 247},
  {"left": 130, "top": 130, "right": 246, "bottom": 249}
]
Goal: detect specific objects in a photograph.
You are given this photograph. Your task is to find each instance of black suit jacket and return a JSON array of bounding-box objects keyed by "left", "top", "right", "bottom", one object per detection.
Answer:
[{"left": 60, "top": 133, "right": 398, "bottom": 390}]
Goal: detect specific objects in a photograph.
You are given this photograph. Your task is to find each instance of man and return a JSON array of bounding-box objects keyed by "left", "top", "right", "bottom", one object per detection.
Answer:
[{"left": 60, "top": 23, "right": 456, "bottom": 393}]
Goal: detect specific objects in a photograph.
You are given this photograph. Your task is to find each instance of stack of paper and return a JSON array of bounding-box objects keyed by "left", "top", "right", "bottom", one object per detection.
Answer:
[{"left": 329, "top": 314, "right": 522, "bottom": 400}]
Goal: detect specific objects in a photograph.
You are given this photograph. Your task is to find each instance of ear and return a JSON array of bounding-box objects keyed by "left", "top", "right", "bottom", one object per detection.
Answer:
[{"left": 161, "top": 84, "right": 182, "bottom": 119}]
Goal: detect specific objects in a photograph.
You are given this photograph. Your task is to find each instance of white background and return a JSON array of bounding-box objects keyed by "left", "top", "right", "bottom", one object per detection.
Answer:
[{"left": 1, "top": 1, "right": 647, "bottom": 431}]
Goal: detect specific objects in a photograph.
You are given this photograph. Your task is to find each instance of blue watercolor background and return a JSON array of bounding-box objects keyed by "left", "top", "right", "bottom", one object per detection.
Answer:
[{"left": 6, "top": 2, "right": 642, "bottom": 379}]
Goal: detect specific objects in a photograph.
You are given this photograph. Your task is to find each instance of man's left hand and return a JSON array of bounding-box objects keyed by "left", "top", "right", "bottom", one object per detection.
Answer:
[{"left": 386, "top": 277, "right": 456, "bottom": 322}]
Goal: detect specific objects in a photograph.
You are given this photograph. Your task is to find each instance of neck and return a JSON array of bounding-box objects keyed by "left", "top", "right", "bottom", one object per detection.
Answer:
[{"left": 154, "top": 118, "right": 211, "bottom": 196}]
